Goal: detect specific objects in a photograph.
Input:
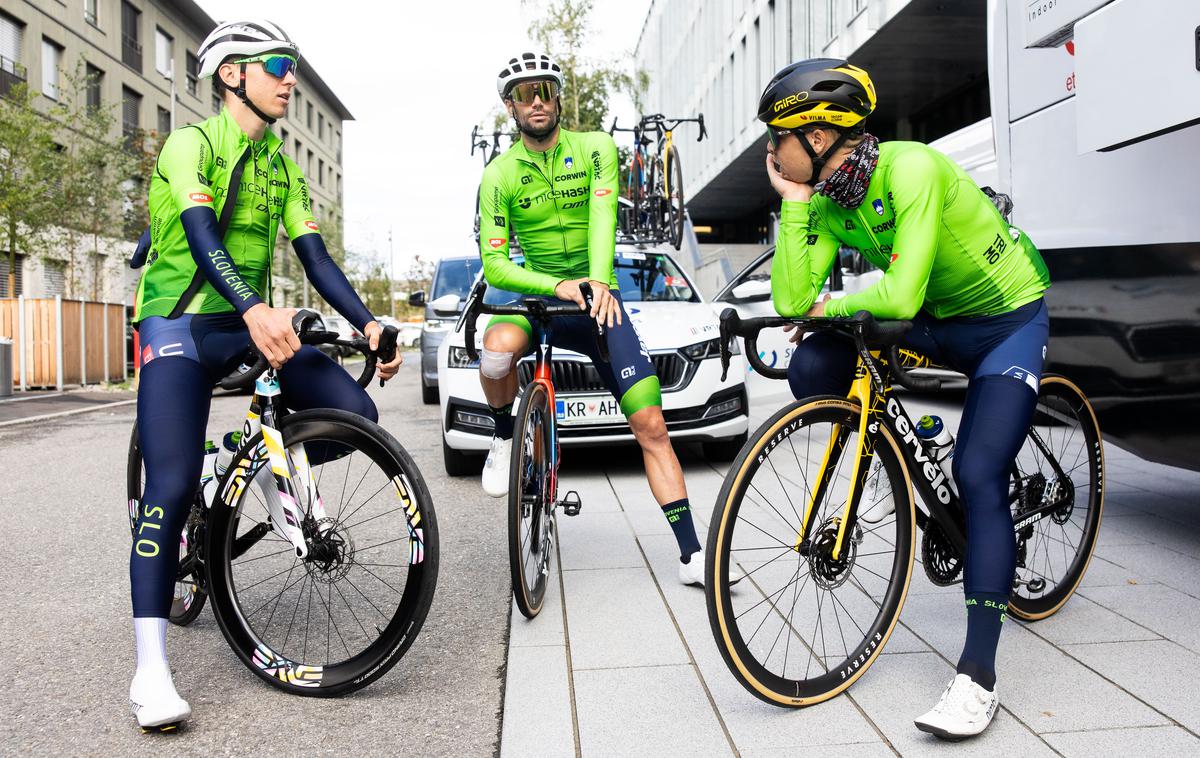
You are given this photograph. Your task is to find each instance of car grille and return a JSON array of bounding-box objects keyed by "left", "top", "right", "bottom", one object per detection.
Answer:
[{"left": 516, "top": 352, "right": 691, "bottom": 392}]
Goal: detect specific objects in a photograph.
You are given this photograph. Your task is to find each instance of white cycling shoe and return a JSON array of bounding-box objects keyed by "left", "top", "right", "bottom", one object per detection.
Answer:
[
  {"left": 679, "top": 550, "right": 705, "bottom": 586},
  {"left": 914, "top": 674, "right": 999, "bottom": 741},
  {"left": 130, "top": 666, "right": 191, "bottom": 732},
  {"left": 482, "top": 436, "right": 512, "bottom": 498}
]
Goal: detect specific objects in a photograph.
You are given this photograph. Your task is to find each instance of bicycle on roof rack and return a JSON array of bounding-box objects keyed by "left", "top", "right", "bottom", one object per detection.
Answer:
[{"left": 610, "top": 113, "right": 706, "bottom": 250}]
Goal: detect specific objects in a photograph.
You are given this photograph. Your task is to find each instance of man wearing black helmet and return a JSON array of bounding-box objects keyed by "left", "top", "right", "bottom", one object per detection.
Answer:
[{"left": 757, "top": 59, "right": 1052, "bottom": 740}]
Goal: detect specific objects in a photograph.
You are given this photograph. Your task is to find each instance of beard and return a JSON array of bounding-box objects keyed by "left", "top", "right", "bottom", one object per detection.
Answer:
[{"left": 514, "top": 107, "right": 560, "bottom": 139}]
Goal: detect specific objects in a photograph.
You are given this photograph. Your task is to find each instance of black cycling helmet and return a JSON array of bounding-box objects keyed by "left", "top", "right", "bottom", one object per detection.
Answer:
[{"left": 757, "top": 58, "right": 876, "bottom": 130}]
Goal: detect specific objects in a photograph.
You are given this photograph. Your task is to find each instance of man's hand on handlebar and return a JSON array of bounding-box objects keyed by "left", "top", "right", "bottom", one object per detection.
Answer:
[
  {"left": 780, "top": 295, "right": 832, "bottom": 343},
  {"left": 244, "top": 304, "right": 301, "bottom": 369},
  {"left": 364, "top": 320, "right": 403, "bottom": 383},
  {"left": 554, "top": 278, "right": 623, "bottom": 328}
]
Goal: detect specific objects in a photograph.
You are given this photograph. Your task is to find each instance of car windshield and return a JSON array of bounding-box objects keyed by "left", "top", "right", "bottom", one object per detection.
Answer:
[
  {"left": 433, "top": 257, "right": 484, "bottom": 300},
  {"left": 481, "top": 252, "right": 698, "bottom": 305}
]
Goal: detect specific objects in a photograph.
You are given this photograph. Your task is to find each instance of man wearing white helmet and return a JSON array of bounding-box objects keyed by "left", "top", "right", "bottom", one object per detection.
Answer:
[
  {"left": 476, "top": 52, "right": 709, "bottom": 586},
  {"left": 127, "top": 20, "right": 400, "bottom": 731}
]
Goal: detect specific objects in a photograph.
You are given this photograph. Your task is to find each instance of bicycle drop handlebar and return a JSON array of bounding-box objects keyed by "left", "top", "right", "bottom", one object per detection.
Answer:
[
  {"left": 218, "top": 309, "right": 399, "bottom": 393},
  {"left": 610, "top": 114, "right": 707, "bottom": 142},
  {"left": 459, "top": 281, "right": 610, "bottom": 364},
  {"left": 717, "top": 308, "right": 943, "bottom": 392}
]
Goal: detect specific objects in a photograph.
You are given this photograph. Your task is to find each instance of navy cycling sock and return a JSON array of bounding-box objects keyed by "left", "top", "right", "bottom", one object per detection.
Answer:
[
  {"left": 491, "top": 403, "right": 514, "bottom": 440},
  {"left": 957, "top": 593, "right": 1008, "bottom": 691},
  {"left": 662, "top": 498, "right": 702, "bottom": 561}
]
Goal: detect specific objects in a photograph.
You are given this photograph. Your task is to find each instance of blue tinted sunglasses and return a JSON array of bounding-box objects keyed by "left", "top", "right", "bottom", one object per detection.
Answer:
[{"left": 235, "top": 54, "right": 299, "bottom": 79}]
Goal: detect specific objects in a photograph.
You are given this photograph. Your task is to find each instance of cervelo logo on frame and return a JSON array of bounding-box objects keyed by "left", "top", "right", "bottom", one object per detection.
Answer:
[
  {"left": 304, "top": 220, "right": 320, "bottom": 232},
  {"left": 593, "top": 189, "right": 612, "bottom": 197},
  {"left": 488, "top": 238, "right": 506, "bottom": 249},
  {"left": 189, "top": 192, "right": 214, "bottom": 203}
]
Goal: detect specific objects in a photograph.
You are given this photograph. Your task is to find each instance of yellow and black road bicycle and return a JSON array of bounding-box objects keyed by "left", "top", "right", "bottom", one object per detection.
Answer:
[
  {"left": 610, "top": 113, "right": 706, "bottom": 250},
  {"left": 127, "top": 311, "right": 438, "bottom": 696},
  {"left": 706, "top": 309, "right": 1104, "bottom": 707}
]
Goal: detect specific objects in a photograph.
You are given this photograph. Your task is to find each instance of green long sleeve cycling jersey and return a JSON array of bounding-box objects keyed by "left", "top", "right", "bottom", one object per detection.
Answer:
[
  {"left": 477, "top": 129, "right": 621, "bottom": 295},
  {"left": 135, "top": 108, "right": 319, "bottom": 321},
  {"left": 771, "top": 141, "right": 1051, "bottom": 320}
]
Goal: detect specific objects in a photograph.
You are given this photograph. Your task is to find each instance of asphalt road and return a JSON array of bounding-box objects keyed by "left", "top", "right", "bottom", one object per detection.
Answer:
[{"left": 0, "top": 354, "right": 512, "bottom": 756}]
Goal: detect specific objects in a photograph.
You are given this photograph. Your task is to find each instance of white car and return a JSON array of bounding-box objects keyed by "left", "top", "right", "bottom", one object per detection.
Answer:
[{"left": 437, "top": 246, "right": 749, "bottom": 475}]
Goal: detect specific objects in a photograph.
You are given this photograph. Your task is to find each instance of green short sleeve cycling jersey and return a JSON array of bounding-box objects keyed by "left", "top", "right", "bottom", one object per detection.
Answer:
[
  {"left": 477, "top": 129, "right": 620, "bottom": 295},
  {"left": 135, "top": 107, "right": 318, "bottom": 320},
  {"left": 771, "top": 141, "right": 1051, "bottom": 320}
]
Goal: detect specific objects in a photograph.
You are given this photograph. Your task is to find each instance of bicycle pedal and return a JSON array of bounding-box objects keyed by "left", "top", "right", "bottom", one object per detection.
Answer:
[{"left": 559, "top": 490, "right": 582, "bottom": 517}]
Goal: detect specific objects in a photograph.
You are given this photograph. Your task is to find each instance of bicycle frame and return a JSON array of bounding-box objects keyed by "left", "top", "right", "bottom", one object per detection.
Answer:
[
  {"left": 219, "top": 371, "right": 323, "bottom": 560},
  {"left": 527, "top": 326, "right": 562, "bottom": 504}
]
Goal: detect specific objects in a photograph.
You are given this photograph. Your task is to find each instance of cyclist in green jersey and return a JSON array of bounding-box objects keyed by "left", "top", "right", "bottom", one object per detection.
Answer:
[
  {"left": 126, "top": 20, "right": 400, "bottom": 732},
  {"left": 476, "top": 52, "right": 707, "bottom": 586},
  {"left": 759, "top": 59, "right": 1051, "bottom": 739}
]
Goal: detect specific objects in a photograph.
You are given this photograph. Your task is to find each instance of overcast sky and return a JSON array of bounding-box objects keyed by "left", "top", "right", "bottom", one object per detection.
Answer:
[{"left": 197, "top": 0, "right": 653, "bottom": 276}]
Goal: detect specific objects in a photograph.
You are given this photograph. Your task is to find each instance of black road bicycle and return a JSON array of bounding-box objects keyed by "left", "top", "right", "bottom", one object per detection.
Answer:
[
  {"left": 705, "top": 309, "right": 1104, "bottom": 707},
  {"left": 127, "top": 311, "right": 438, "bottom": 696},
  {"left": 610, "top": 113, "right": 706, "bottom": 249},
  {"left": 459, "top": 281, "right": 608, "bottom": 618}
]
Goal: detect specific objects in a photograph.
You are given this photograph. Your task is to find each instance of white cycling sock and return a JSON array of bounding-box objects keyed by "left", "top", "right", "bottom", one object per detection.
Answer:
[{"left": 134, "top": 617, "right": 169, "bottom": 672}]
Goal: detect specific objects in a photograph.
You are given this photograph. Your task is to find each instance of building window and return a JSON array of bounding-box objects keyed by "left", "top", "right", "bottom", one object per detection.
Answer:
[
  {"left": 122, "top": 85, "right": 142, "bottom": 145},
  {"left": 0, "top": 253, "right": 24, "bottom": 297},
  {"left": 121, "top": 2, "right": 142, "bottom": 72},
  {"left": 307, "top": 149, "right": 314, "bottom": 177},
  {"left": 294, "top": 138, "right": 302, "bottom": 160},
  {"left": 336, "top": 130, "right": 341, "bottom": 162},
  {"left": 156, "top": 105, "right": 170, "bottom": 134},
  {"left": 318, "top": 158, "right": 324, "bottom": 186},
  {"left": 318, "top": 112, "right": 324, "bottom": 141},
  {"left": 306, "top": 101, "right": 313, "bottom": 129},
  {"left": 280, "top": 127, "right": 289, "bottom": 148},
  {"left": 155, "top": 27, "right": 173, "bottom": 78},
  {"left": 42, "top": 38, "right": 63, "bottom": 100},
  {"left": 85, "top": 62, "right": 102, "bottom": 110},
  {"left": 826, "top": 0, "right": 837, "bottom": 44},
  {"left": 852, "top": 0, "right": 867, "bottom": 15},
  {"left": 212, "top": 90, "right": 221, "bottom": 113},
  {"left": 0, "top": 12, "right": 27, "bottom": 98},
  {"left": 84, "top": 0, "right": 99, "bottom": 27},
  {"left": 185, "top": 52, "right": 198, "bottom": 96}
]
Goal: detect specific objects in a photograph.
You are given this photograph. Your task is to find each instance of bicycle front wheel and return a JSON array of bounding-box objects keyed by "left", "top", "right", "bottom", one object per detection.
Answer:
[
  {"left": 665, "top": 145, "right": 685, "bottom": 249},
  {"left": 205, "top": 409, "right": 438, "bottom": 696},
  {"left": 1008, "top": 375, "right": 1104, "bottom": 620},
  {"left": 509, "top": 382, "right": 555, "bottom": 619},
  {"left": 706, "top": 397, "right": 916, "bottom": 707}
]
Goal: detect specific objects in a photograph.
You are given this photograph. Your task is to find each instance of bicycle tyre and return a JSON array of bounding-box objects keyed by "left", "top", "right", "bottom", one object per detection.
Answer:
[
  {"left": 1007, "top": 375, "right": 1104, "bottom": 621},
  {"left": 631, "top": 157, "right": 645, "bottom": 238},
  {"left": 126, "top": 424, "right": 208, "bottom": 626},
  {"left": 706, "top": 397, "right": 916, "bottom": 707},
  {"left": 666, "top": 144, "right": 685, "bottom": 249},
  {"left": 509, "top": 382, "right": 554, "bottom": 619},
  {"left": 205, "top": 408, "right": 439, "bottom": 697}
]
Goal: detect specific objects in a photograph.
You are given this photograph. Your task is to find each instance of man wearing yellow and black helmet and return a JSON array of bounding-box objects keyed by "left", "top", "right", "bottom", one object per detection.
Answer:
[{"left": 759, "top": 59, "right": 1052, "bottom": 740}]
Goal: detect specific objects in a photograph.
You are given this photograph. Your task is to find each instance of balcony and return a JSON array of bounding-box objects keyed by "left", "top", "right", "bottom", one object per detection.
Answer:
[
  {"left": 121, "top": 34, "right": 142, "bottom": 71},
  {"left": 0, "top": 56, "right": 28, "bottom": 98}
]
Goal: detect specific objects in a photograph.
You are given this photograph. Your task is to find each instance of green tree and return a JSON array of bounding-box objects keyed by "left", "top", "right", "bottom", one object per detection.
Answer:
[
  {"left": 0, "top": 83, "right": 66, "bottom": 296},
  {"left": 523, "top": 0, "right": 648, "bottom": 132}
]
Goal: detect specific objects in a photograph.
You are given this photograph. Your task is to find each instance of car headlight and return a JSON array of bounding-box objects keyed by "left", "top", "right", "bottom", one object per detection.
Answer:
[
  {"left": 447, "top": 346, "right": 478, "bottom": 368},
  {"left": 424, "top": 319, "right": 452, "bottom": 332},
  {"left": 682, "top": 337, "right": 738, "bottom": 359}
]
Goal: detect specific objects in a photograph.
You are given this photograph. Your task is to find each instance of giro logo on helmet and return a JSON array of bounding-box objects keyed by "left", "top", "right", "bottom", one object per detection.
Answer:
[{"left": 773, "top": 91, "right": 810, "bottom": 112}]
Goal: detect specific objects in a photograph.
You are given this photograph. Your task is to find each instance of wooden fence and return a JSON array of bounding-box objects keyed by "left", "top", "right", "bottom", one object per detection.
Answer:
[{"left": 0, "top": 297, "right": 127, "bottom": 390}]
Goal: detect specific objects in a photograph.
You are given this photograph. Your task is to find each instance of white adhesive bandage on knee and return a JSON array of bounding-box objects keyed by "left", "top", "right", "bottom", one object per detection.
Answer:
[{"left": 479, "top": 348, "right": 514, "bottom": 379}]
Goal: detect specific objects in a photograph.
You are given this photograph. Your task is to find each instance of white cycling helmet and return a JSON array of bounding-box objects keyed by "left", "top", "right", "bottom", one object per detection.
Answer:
[
  {"left": 197, "top": 19, "right": 297, "bottom": 79},
  {"left": 496, "top": 51, "right": 564, "bottom": 99}
]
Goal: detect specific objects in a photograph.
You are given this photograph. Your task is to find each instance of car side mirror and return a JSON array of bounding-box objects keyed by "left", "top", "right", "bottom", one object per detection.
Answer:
[
  {"left": 408, "top": 290, "right": 427, "bottom": 308},
  {"left": 729, "top": 280, "right": 771, "bottom": 303},
  {"left": 430, "top": 293, "right": 461, "bottom": 317}
]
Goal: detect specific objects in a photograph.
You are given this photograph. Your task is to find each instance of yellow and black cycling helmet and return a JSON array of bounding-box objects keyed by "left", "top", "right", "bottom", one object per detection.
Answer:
[{"left": 757, "top": 58, "right": 876, "bottom": 131}]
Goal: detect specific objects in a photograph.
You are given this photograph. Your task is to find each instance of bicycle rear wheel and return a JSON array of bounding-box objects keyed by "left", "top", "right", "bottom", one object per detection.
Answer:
[
  {"left": 706, "top": 397, "right": 916, "bottom": 707},
  {"left": 205, "top": 408, "right": 438, "bottom": 696},
  {"left": 1008, "top": 375, "right": 1104, "bottom": 620},
  {"left": 509, "top": 381, "right": 555, "bottom": 619},
  {"left": 126, "top": 424, "right": 207, "bottom": 626},
  {"left": 665, "top": 145, "right": 685, "bottom": 249}
]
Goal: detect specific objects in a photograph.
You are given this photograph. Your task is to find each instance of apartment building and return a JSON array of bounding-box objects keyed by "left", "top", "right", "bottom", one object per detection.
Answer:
[{"left": 0, "top": 0, "right": 351, "bottom": 305}]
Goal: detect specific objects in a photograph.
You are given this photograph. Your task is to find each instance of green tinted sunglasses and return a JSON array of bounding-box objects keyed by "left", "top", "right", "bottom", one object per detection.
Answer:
[{"left": 235, "top": 54, "right": 299, "bottom": 79}]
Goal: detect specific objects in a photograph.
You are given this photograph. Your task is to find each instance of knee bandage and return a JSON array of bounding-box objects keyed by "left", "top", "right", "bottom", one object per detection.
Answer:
[{"left": 479, "top": 348, "right": 514, "bottom": 379}]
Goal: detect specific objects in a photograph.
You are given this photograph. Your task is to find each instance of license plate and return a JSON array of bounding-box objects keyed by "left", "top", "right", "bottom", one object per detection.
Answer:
[{"left": 555, "top": 395, "right": 623, "bottom": 426}]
